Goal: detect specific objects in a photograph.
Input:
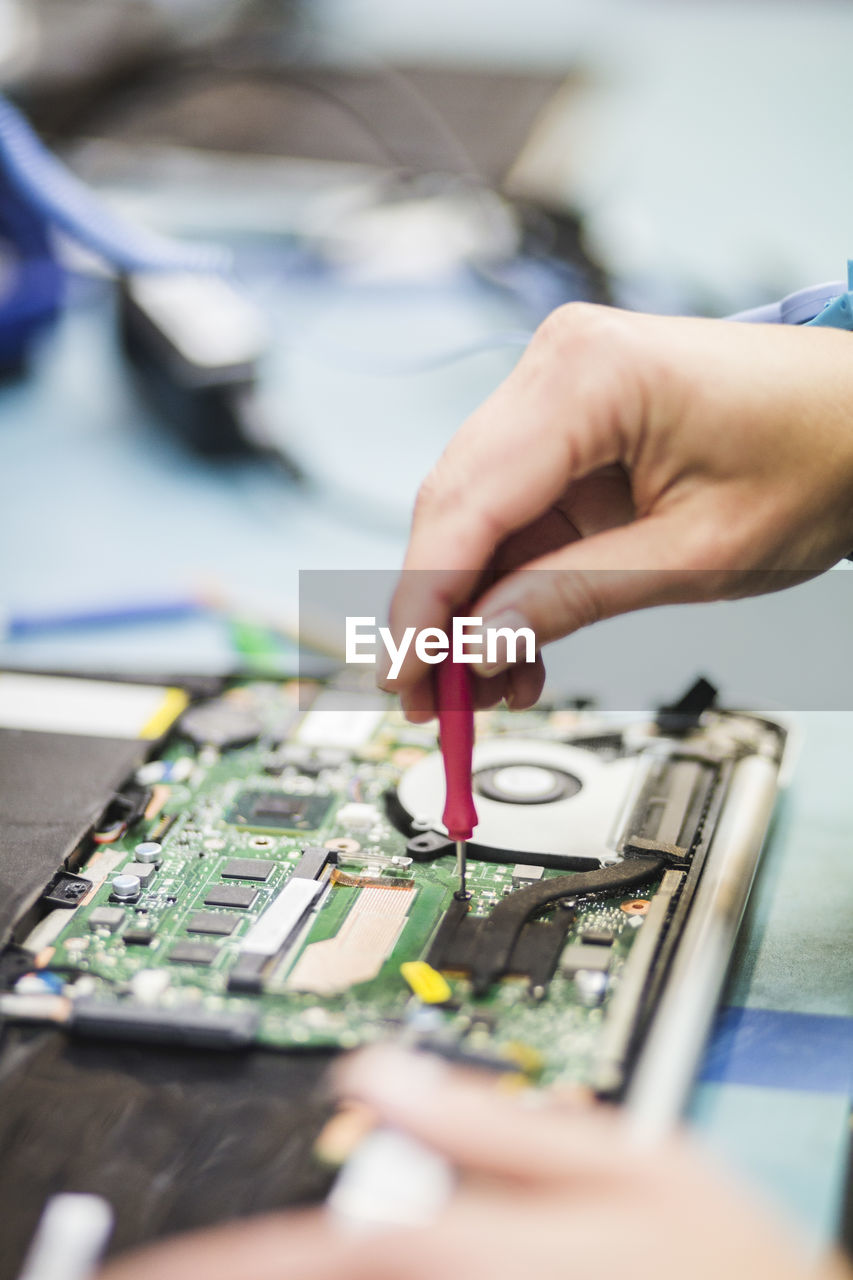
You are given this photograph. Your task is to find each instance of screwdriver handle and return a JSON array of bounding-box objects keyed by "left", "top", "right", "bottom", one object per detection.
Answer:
[{"left": 436, "top": 659, "right": 478, "bottom": 842}]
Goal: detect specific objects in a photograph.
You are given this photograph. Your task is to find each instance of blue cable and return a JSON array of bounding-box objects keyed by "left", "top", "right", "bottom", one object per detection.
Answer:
[
  {"left": 0, "top": 163, "right": 62, "bottom": 365},
  {"left": 0, "top": 93, "right": 227, "bottom": 274}
]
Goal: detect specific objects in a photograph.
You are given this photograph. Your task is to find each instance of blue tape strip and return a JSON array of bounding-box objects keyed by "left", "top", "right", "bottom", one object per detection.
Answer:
[{"left": 700, "top": 1006, "right": 853, "bottom": 1094}]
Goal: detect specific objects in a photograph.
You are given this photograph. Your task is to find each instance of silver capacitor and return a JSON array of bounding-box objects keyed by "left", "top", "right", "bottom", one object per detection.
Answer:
[
  {"left": 111, "top": 873, "right": 141, "bottom": 901},
  {"left": 134, "top": 841, "right": 162, "bottom": 864}
]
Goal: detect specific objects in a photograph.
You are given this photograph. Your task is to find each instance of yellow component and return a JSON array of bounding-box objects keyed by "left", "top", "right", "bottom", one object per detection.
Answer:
[
  {"left": 139, "top": 688, "right": 189, "bottom": 740},
  {"left": 400, "top": 961, "right": 452, "bottom": 1005},
  {"left": 502, "top": 1041, "right": 545, "bottom": 1079}
]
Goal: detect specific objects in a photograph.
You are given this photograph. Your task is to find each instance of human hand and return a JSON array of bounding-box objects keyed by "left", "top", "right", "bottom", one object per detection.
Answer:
[
  {"left": 97, "top": 1046, "right": 850, "bottom": 1280},
  {"left": 383, "top": 306, "right": 853, "bottom": 719}
]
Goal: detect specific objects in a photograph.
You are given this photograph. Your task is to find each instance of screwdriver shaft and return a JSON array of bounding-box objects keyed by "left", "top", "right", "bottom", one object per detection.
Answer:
[
  {"left": 455, "top": 839, "right": 467, "bottom": 898},
  {"left": 436, "top": 657, "right": 477, "bottom": 900}
]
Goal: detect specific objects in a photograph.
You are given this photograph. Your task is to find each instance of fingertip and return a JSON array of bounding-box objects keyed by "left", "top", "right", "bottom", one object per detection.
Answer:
[
  {"left": 472, "top": 672, "right": 508, "bottom": 711},
  {"left": 505, "top": 657, "right": 546, "bottom": 710},
  {"left": 333, "top": 1045, "right": 449, "bottom": 1112},
  {"left": 401, "top": 697, "right": 435, "bottom": 724},
  {"left": 400, "top": 676, "right": 437, "bottom": 723}
]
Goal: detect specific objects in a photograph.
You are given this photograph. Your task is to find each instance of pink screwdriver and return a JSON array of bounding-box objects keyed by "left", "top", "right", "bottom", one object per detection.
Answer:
[{"left": 436, "top": 657, "right": 478, "bottom": 898}]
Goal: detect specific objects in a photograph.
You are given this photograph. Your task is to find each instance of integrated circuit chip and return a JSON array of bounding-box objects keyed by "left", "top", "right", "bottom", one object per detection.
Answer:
[
  {"left": 124, "top": 927, "right": 155, "bottom": 946},
  {"left": 221, "top": 858, "right": 274, "bottom": 882},
  {"left": 227, "top": 790, "right": 333, "bottom": 833},
  {"left": 580, "top": 928, "right": 615, "bottom": 947},
  {"left": 203, "top": 885, "right": 258, "bottom": 909},
  {"left": 185, "top": 911, "right": 240, "bottom": 936},
  {"left": 559, "top": 944, "right": 613, "bottom": 975},
  {"left": 169, "top": 942, "right": 218, "bottom": 965}
]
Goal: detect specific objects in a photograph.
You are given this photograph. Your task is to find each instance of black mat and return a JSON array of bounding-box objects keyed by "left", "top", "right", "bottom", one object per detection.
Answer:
[{"left": 0, "top": 1027, "right": 336, "bottom": 1279}]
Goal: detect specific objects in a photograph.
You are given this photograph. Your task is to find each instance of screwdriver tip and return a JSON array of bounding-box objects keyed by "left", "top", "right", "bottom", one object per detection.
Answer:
[{"left": 455, "top": 839, "right": 468, "bottom": 899}]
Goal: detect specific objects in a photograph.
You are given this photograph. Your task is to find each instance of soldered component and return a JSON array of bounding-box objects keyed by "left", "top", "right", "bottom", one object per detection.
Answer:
[
  {"left": 560, "top": 945, "right": 612, "bottom": 976},
  {"left": 221, "top": 858, "right": 274, "bottom": 882},
  {"left": 88, "top": 907, "right": 124, "bottom": 933},
  {"left": 124, "top": 927, "right": 155, "bottom": 946},
  {"left": 169, "top": 942, "right": 218, "bottom": 966},
  {"left": 134, "top": 842, "right": 162, "bottom": 864},
  {"left": 335, "top": 803, "right": 381, "bottom": 831},
  {"left": 580, "top": 927, "right": 614, "bottom": 946},
  {"left": 227, "top": 790, "right": 333, "bottom": 833},
  {"left": 186, "top": 911, "right": 240, "bottom": 936},
  {"left": 110, "top": 874, "right": 141, "bottom": 902},
  {"left": 203, "top": 885, "right": 257, "bottom": 909},
  {"left": 512, "top": 864, "right": 544, "bottom": 888},
  {"left": 122, "top": 862, "right": 157, "bottom": 888}
]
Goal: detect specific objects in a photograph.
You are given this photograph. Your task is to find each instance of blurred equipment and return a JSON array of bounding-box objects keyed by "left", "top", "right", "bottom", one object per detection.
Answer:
[
  {"left": 119, "top": 271, "right": 301, "bottom": 473},
  {"left": 0, "top": 91, "right": 222, "bottom": 372}
]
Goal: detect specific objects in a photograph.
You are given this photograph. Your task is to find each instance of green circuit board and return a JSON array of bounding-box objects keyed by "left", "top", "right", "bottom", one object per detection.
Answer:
[{"left": 31, "top": 680, "right": 778, "bottom": 1090}]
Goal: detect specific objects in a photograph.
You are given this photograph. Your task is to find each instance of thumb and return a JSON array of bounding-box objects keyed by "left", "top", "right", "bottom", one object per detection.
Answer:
[{"left": 470, "top": 514, "right": 711, "bottom": 673}]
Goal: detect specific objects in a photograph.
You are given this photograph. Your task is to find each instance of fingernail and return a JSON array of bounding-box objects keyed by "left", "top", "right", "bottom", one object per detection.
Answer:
[
  {"left": 334, "top": 1046, "right": 448, "bottom": 1110},
  {"left": 471, "top": 608, "right": 534, "bottom": 678}
]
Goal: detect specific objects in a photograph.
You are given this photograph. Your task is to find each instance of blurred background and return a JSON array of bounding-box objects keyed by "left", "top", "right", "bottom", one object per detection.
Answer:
[{"left": 2, "top": 0, "right": 853, "bottom": 706}]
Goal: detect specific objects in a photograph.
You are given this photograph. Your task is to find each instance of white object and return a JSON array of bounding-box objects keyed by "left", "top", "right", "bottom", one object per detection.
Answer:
[
  {"left": 16, "top": 1193, "right": 113, "bottom": 1280},
  {"left": 398, "top": 738, "right": 639, "bottom": 862},
  {"left": 241, "top": 877, "right": 323, "bottom": 958},
  {"left": 328, "top": 1128, "right": 455, "bottom": 1233},
  {"left": 335, "top": 803, "right": 381, "bottom": 831}
]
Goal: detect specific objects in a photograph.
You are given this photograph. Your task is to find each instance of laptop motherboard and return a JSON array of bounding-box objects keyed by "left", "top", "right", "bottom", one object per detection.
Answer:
[{"left": 3, "top": 676, "right": 785, "bottom": 1096}]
